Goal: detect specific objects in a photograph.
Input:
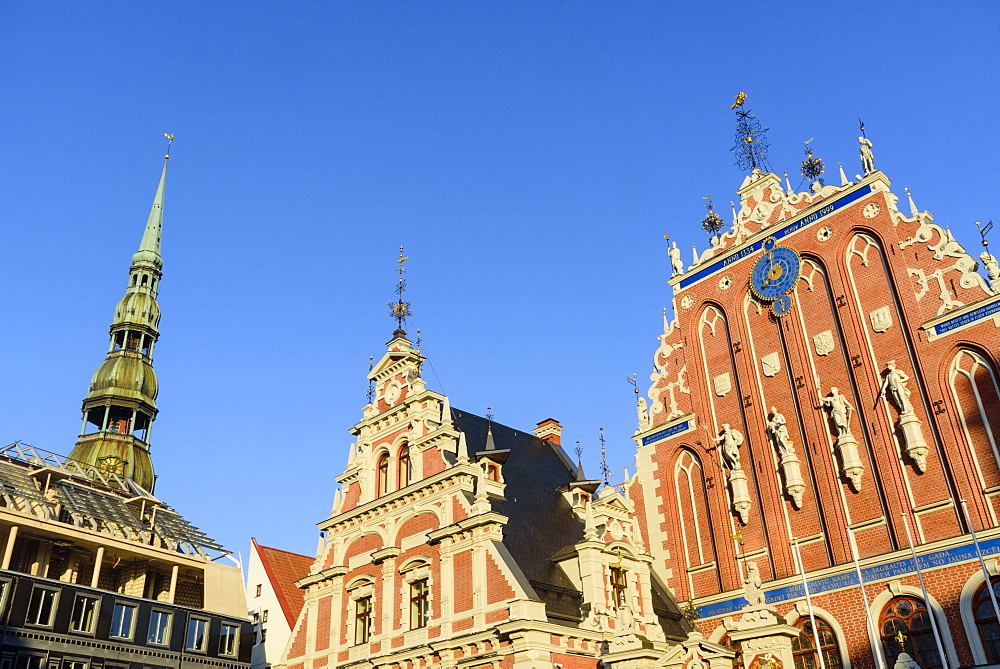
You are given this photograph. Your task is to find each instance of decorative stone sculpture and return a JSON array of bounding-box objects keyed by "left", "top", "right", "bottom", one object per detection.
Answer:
[
  {"left": 878, "top": 360, "right": 913, "bottom": 414},
  {"left": 878, "top": 361, "right": 929, "bottom": 473},
  {"left": 742, "top": 561, "right": 766, "bottom": 607},
  {"left": 715, "top": 424, "right": 745, "bottom": 471},
  {"left": 859, "top": 137, "right": 875, "bottom": 175},
  {"left": 821, "top": 388, "right": 865, "bottom": 492},
  {"left": 636, "top": 396, "right": 651, "bottom": 432},
  {"left": 715, "top": 424, "right": 751, "bottom": 523},
  {"left": 981, "top": 251, "right": 1000, "bottom": 292},
  {"left": 768, "top": 407, "right": 805, "bottom": 508},
  {"left": 669, "top": 241, "right": 685, "bottom": 276},
  {"left": 820, "top": 387, "right": 854, "bottom": 438}
]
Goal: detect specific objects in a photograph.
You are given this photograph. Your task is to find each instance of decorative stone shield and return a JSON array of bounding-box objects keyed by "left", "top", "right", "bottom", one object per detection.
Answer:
[
  {"left": 714, "top": 372, "right": 732, "bottom": 397},
  {"left": 761, "top": 352, "right": 781, "bottom": 377},
  {"left": 813, "top": 330, "right": 835, "bottom": 356},
  {"left": 870, "top": 306, "right": 893, "bottom": 332}
]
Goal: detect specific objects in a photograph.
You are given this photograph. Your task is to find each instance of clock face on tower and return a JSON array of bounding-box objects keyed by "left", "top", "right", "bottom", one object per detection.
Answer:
[{"left": 750, "top": 245, "right": 801, "bottom": 300}]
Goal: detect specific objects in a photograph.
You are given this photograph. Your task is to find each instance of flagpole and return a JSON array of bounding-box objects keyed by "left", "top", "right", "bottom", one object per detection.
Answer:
[
  {"left": 793, "top": 538, "right": 827, "bottom": 669},
  {"left": 901, "top": 512, "right": 950, "bottom": 669},
  {"left": 847, "top": 528, "right": 887, "bottom": 669},
  {"left": 960, "top": 500, "right": 1000, "bottom": 629}
]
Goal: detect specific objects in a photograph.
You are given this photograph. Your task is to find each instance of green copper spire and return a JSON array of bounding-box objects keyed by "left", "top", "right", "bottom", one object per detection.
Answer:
[{"left": 67, "top": 146, "right": 172, "bottom": 492}]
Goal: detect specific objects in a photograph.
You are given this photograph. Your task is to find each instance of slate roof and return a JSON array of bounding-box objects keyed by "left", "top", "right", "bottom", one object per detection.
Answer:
[
  {"left": 452, "top": 409, "right": 588, "bottom": 618},
  {"left": 253, "top": 538, "right": 313, "bottom": 627}
]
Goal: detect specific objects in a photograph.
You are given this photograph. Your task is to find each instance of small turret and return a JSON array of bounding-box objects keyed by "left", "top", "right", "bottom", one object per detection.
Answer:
[{"left": 67, "top": 149, "right": 170, "bottom": 492}]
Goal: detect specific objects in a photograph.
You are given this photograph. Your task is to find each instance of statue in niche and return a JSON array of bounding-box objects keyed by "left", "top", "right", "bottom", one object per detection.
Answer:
[
  {"left": 877, "top": 361, "right": 913, "bottom": 415},
  {"left": 820, "top": 388, "right": 855, "bottom": 438},
  {"left": 766, "top": 407, "right": 794, "bottom": 456},
  {"left": 859, "top": 137, "right": 875, "bottom": 175},
  {"left": 714, "top": 424, "right": 745, "bottom": 471},
  {"left": 742, "top": 561, "right": 766, "bottom": 607},
  {"left": 669, "top": 241, "right": 685, "bottom": 276}
]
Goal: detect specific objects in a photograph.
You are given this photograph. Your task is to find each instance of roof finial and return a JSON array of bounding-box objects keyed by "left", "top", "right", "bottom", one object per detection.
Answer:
[
  {"left": 599, "top": 426, "right": 610, "bottom": 485},
  {"left": 388, "top": 246, "right": 413, "bottom": 336},
  {"left": 366, "top": 356, "right": 375, "bottom": 404},
  {"left": 976, "top": 220, "right": 994, "bottom": 249},
  {"left": 800, "top": 138, "right": 825, "bottom": 187},
  {"left": 701, "top": 194, "right": 724, "bottom": 240},
  {"left": 729, "top": 93, "right": 771, "bottom": 172},
  {"left": 164, "top": 132, "right": 175, "bottom": 160},
  {"left": 905, "top": 188, "right": 919, "bottom": 218}
]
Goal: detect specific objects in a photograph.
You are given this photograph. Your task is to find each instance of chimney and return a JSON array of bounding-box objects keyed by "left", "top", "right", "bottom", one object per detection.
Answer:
[{"left": 533, "top": 418, "right": 562, "bottom": 446}]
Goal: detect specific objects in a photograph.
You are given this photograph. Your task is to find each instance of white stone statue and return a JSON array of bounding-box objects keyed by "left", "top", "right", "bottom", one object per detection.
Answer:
[
  {"left": 767, "top": 407, "right": 794, "bottom": 457},
  {"left": 820, "top": 387, "right": 855, "bottom": 438},
  {"left": 669, "top": 241, "right": 685, "bottom": 276},
  {"left": 714, "top": 423, "right": 745, "bottom": 471},
  {"left": 981, "top": 251, "right": 1000, "bottom": 291},
  {"left": 742, "top": 561, "right": 765, "bottom": 607},
  {"left": 636, "top": 396, "right": 650, "bottom": 431},
  {"left": 878, "top": 361, "right": 913, "bottom": 415},
  {"left": 859, "top": 137, "right": 875, "bottom": 175}
]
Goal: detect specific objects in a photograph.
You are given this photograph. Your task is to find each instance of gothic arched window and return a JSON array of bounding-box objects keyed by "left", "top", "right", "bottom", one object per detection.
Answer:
[
  {"left": 974, "top": 578, "right": 1000, "bottom": 662},
  {"left": 398, "top": 445, "right": 411, "bottom": 489},
  {"left": 375, "top": 453, "right": 390, "bottom": 497},
  {"left": 880, "top": 596, "right": 944, "bottom": 669},
  {"left": 791, "top": 618, "right": 843, "bottom": 669}
]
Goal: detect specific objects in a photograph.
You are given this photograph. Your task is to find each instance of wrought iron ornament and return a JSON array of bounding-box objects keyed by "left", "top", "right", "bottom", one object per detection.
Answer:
[
  {"left": 800, "top": 138, "right": 825, "bottom": 185},
  {"left": 599, "top": 427, "right": 610, "bottom": 485},
  {"left": 388, "top": 246, "right": 413, "bottom": 331},
  {"left": 701, "top": 194, "right": 725, "bottom": 238},
  {"left": 729, "top": 92, "right": 771, "bottom": 172}
]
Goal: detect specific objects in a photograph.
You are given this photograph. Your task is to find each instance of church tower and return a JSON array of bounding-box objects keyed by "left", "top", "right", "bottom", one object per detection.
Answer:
[{"left": 66, "top": 150, "right": 169, "bottom": 492}]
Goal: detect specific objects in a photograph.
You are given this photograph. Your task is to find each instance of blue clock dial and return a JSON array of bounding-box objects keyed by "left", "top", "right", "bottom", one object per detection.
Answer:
[
  {"left": 750, "top": 247, "right": 801, "bottom": 300},
  {"left": 772, "top": 293, "right": 794, "bottom": 317}
]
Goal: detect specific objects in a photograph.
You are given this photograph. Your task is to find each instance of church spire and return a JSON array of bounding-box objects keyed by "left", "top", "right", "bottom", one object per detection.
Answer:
[{"left": 67, "top": 141, "right": 172, "bottom": 492}]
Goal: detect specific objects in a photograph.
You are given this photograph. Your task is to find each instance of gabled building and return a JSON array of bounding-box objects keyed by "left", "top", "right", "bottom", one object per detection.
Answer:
[
  {"left": 1, "top": 150, "right": 251, "bottom": 669},
  {"left": 277, "top": 327, "right": 690, "bottom": 669},
  {"left": 630, "top": 134, "right": 1000, "bottom": 669},
  {"left": 246, "top": 539, "right": 312, "bottom": 669}
]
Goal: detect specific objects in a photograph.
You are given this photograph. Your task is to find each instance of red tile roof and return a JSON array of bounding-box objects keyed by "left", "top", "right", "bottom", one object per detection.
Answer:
[{"left": 252, "top": 538, "right": 313, "bottom": 627}]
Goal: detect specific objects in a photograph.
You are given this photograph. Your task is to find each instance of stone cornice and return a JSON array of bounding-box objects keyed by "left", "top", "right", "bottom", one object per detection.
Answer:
[
  {"left": 319, "top": 463, "right": 481, "bottom": 533},
  {"left": 295, "top": 564, "right": 347, "bottom": 589},
  {"left": 426, "top": 511, "right": 508, "bottom": 544}
]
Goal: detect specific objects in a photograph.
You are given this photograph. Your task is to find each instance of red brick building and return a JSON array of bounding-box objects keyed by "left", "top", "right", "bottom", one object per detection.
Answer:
[
  {"left": 277, "top": 329, "right": 690, "bottom": 669},
  {"left": 631, "top": 142, "right": 1000, "bottom": 669}
]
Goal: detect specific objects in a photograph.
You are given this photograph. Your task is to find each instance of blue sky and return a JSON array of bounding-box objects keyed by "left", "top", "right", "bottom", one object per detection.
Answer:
[{"left": 2, "top": 2, "right": 998, "bottom": 561}]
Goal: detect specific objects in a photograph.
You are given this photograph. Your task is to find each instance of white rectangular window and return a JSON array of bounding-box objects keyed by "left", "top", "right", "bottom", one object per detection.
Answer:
[
  {"left": 14, "top": 656, "right": 42, "bottom": 669},
  {"left": 63, "top": 661, "right": 87, "bottom": 669},
  {"left": 147, "top": 610, "right": 170, "bottom": 645},
  {"left": 186, "top": 618, "right": 208, "bottom": 651},
  {"left": 25, "top": 587, "right": 57, "bottom": 626},
  {"left": 110, "top": 602, "right": 136, "bottom": 639},
  {"left": 69, "top": 595, "right": 98, "bottom": 633},
  {"left": 219, "top": 623, "right": 239, "bottom": 656}
]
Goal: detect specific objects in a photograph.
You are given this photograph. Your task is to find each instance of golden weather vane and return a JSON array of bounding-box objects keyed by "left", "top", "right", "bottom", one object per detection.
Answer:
[
  {"left": 731, "top": 92, "right": 747, "bottom": 109},
  {"left": 164, "top": 133, "right": 175, "bottom": 159}
]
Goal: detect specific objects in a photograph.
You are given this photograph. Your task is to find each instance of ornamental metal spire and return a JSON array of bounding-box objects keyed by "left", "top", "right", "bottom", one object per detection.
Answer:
[
  {"left": 701, "top": 194, "right": 725, "bottom": 239},
  {"left": 68, "top": 136, "right": 175, "bottom": 493},
  {"left": 801, "top": 138, "right": 825, "bottom": 186},
  {"left": 388, "top": 246, "right": 413, "bottom": 336},
  {"left": 599, "top": 426, "right": 610, "bottom": 485},
  {"left": 729, "top": 92, "right": 771, "bottom": 172}
]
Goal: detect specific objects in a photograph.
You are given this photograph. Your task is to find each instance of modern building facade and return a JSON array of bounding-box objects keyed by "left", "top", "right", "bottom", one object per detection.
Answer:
[{"left": 1, "top": 152, "right": 252, "bottom": 669}]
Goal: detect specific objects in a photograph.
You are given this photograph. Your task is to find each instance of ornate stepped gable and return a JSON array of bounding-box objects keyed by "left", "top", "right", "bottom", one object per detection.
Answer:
[
  {"left": 279, "top": 329, "right": 690, "bottom": 669},
  {"left": 631, "top": 141, "right": 1000, "bottom": 669}
]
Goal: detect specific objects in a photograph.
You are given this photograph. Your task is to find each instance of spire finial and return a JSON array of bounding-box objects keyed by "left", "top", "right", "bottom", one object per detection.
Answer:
[
  {"left": 729, "top": 93, "right": 771, "bottom": 172},
  {"left": 164, "top": 132, "right": 175, "bottom": 160},
  {"left": 366, "top": 355, "right": 375, "bottom": 404},
  {"left": 976, "top": 220, "right": 994, "bottom": 249},
  {"left": 388, "top": 246, "right": 413, "bottom": 335},
  {"left": 599, "top": 426, "right": 610, "bottom": 485},
  {"left": 701, "top": 194, "right": 724, "bottom": 240},
  {"left": 800, "top": 138, "right": 824, "bottom": 186}
]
